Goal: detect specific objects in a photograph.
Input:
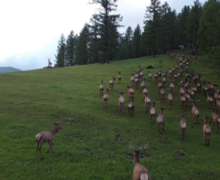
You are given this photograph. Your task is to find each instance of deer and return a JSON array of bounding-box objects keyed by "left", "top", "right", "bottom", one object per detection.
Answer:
[
  {"left": 127, "top": 85, "right": 135, "bottom": 102},
  {"left": 209, "top": 107, "right": 220, "bottom": 133},
  {"left": 190, "top": 99, "right": 200, "bottom": 124},
  {"left": 99, "top": 80, "right": 104, "bottom": 96},
  {"left": 207, "top": 93, "right": 213, "bottom": 106},
  {"left": 160, "top": 86, "right": 165, "bottom": 100},
  {"left": 138, "top": 66, "right": 144, "bottom": 78},
  {"left": 148, "top": 71, "right": 152, "bottom": 82},
  {"left": 144, "top": 93, "right": 151, "bottom": 112},
  {"left": 103, "top": 88, "right": 109, "bottom": 108},
  {"left": 36, "top": 122, "right": 62, "bottom": 158},
  {"left": 134, "top": 75, "right": 140, "bottom": 89},
  {"left": 154, "top": 72, "right": 158, "bottom": 82},
  {"left": 150, "top": 101, "right": 156, "bottom": 123},
  {"left": 156, "top": 108, "right": 165, "bottom": 133},
  {"left": 180, "top": 114, "right": 187, "bottom": 140},
  {"left": 168, "top": 53, "right": 175, "bottom": 59},
  {"left": 128, "top": 96, "right": 135, "bottom": 117},
  {"left": 167, "top": 89, "right": 173, "bottom": 107},
  {"left": 109, "top": 77, "right": 115, "bottom": 91},
  {"left": 180, "top": 94, "right": 187, "bottom": 111},
  {"left": 117, "top": 90, "right": 126, "bottom": 113},
  {"left": 169, "top": 83, "right": 174, "bottom": 92},
  {"left": 140, "top": 78, "right": 146, "bottom": 91},
  {"left": 48, "top": 58, "right": 52, "bottom": 67},
  {"left": 130, "top": 73, "right": 135, "bottom": 87},
  {"left": 117, "top": 72, "right": 121, "bottom": 83},
  {"left": 203, "top": 116, "right": 211, "bottom": 146},
  {"left": 129, "top": 143, "right": 151, "bottom": 180}
]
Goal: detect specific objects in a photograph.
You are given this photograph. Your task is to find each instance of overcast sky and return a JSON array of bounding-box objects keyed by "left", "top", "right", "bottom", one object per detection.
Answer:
[{"left": 0, "top": 0, "right": 207, "bottom": 71}]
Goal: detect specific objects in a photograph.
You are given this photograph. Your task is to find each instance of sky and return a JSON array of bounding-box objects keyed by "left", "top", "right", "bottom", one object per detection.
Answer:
[{"left": 0, "top": 0, "right": 207, "bottom": 71}]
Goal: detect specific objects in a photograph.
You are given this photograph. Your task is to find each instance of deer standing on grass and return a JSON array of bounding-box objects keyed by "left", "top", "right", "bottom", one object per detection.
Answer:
[
  {"left": 129, "top": 143, "right": 151, "bottom": 180},
  {"left": 103, "top": 88, "right": 109, "bottom": 108},
  {"left": 156, "top": 108, "right": 165, "bottom": 133},
  {"left": 150, "top": 101, "right": 156, "bottom": 123},
  {"left": 209, "top": 107, "right": 220, "bottom": 133},
  {"left": 180, "top": 115, "right": 187, "bottom": 140},
  {"left": 130, "top": 73, "right": 135, "bottom": 87},
  {"left": 109, "top": 77, "right": 115, "bottom": 91},
  {"left": 138, "top": 66, "right": 144, "bottom": 78},
  {"left": 207, "top": 93, "right": 213, "bottom": 106},
  {"left": 36, "top": 122, "right": 62, "bottom": 158},
  {"left": 167, "top": 90, "right": 173, "bottom": 107},
  {"left": 148, "top": 71, "right": 152, "bottom": 82},
  {"left": 128, "top": 96, "right": 135, "bottom": 117},
  {"left": 190, "top": 99, "right": 200, "bottom": 124},
  {"left": 203, "top": 116, "right": 211, "bottom": 146},
  {"left": 127, "top": 85, "right": 135, "bottom": 102},
  {"left": 117, "top": 72, "right": 121, "bottom": 83},
  {"left": 48, "top": 58, "right": 52, "bottom": 67},
  {"left": 141, "top": 78, "right": 146, "bottom": 91},
  {"left": 144, "top": 93, "right": 151, "bottom": 112},
  {"left": 170, "top": 83, "right": 174, "bottom": 92},
  {"left": 99, "top": 80, "right": 104, "bottom": 96},
  {"left": 117, "top": 90, "right": 126, "bottom": 113}
]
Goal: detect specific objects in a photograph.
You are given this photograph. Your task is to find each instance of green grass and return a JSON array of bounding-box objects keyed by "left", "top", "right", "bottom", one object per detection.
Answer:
[{"left": 0, "top": 55, "right": 220, "bottom": 180}]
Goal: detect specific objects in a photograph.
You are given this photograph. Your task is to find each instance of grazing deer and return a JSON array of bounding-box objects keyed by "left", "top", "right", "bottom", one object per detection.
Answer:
[
  {"left": 129, "top": 143, "right": 151, "bottom": 180},
  {"left": 103, "top": 88, "right": 109, "bottom": 108},
  {"left": 109, "top": 77, "right": 115, "bottom": 91},
  {"left": 156, "top": 107, "right": 165, "bottom": 133},
  {"left": 99, "top": 80, "right": 104, "bottom": 96},
  {"left": 36, "top": 122, "right": 62, "bottom": 158},
  {"left": 117, "top": 72, "right": 121, "bottom": 83},
  {"left": 128, "top": 96, "right": 135, "bottom": 117},
  {"left": 203, "top": 116, "right": 211, "bottom": 146},
  {"left": 180, "top": 115, "right": 187, "bottom": 140}
]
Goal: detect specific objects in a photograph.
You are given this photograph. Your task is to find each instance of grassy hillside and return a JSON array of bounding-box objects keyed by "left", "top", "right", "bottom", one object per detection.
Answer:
[{"left": 0, "top": 55, "right": 220, "bottom": 180}]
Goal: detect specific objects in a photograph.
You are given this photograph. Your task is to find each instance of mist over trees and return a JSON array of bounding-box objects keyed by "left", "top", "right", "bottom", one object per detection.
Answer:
[{"left": 54, "top": 0, "right": 220, "bottom": 67}]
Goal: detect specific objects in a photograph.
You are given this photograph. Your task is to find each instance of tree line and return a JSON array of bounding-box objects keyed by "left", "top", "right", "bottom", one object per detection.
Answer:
[{"left": 54, "top": 0, "right": 220, "bottom": 67}]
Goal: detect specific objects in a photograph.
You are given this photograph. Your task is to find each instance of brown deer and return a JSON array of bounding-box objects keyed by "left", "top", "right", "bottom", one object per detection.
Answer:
[
  {"left": 127, "top": 85, "right": 135, "bottom": 102},
  {"left": 156, "top": 107, "right": 165, "bottom": 133},
  {"left": 103, "top": 88, "right": 109, "bottom": 108},
  {"left": 128, "top": 96, "right": 135, "bottom": 117},
  {"left": 190, "top": 99, "right": 200, "bottom": 124},
  {"left": 99, "top": 80, "right": 104, "bottom": 96},
  {"left": 117, "top": 72, "right": 121, "bottom": 83},
  {"left": 150, "top": 101, "right": 156, "bottom": 123},
  {"left": 203, "top": 116, "right": 211, "bottom": 146},
  {"left": 180, "top": 94, "right": 187, "bottom": 111},
  {"left": 129, "top": 143, "right": 151, "bottom": 180},
  {"left": 109, "top": 77, "right": 115, "bottom": 91},
  {"left": 117, "top": 90, "right": 126, "bottom": 113},
  {"left": 209, "top": 107, "right": 220, "bottom": 133},
  {"left": 180, "top": 115, "right": 187, "bottom": 140},
  {"left": 130, "top": 73, "right": 135, "bottom": 87},
  {"left": 36, "top": 122, "right": 62, "bottom": 158},
  {"left": 167, "top": 89, "right": 173, "bottom": 107},
  {"left": 144, "top": 93, "right": 151, "bottom": 112},
  {"left": 148, "top": 71, "right": 152, "bottom": 82}
]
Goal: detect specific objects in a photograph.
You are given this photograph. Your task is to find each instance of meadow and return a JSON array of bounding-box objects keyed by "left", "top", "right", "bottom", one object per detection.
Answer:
[{"left": 0, "top": 54, "right": 220, "bottom": 180}]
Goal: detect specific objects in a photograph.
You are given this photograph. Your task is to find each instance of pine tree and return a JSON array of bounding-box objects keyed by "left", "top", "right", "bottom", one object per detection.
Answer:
[
  {"left": 76, "top": 24, "right": 90, "bottom": 65},
  {"left": 89, "top": 0, "right": 123, "bottom": 63},
  {"left": 144, "top": 0, "right": 161, "bottom": 57},
  {"left": 55, "top": 34, "right": 66, "bottom": 67},
  {"left": 65, "top": 31, "right": 76, "bottom": 66},
  {"left": 132, "top": 24, "right": 142, "bottom": 58}
]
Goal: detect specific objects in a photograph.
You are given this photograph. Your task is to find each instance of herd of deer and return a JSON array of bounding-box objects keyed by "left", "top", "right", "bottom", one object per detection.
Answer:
[
  {"left": 98, "top": 53, "right": 220, "bottom": 179},
  {"left": 34, "top": 53, "right": 219, "bottom": 180}
]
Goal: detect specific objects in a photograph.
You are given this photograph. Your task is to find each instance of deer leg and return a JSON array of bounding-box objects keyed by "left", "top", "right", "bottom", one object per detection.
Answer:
[
  {"left": 36, "top": 141, "right": 39, "bottom": 157},
  {"left": 39, "top": 142, "right": 43, "bottom": 158}
]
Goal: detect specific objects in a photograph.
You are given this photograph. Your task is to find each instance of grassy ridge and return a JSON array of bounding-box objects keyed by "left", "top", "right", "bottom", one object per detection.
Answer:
[{"left": 0, "top": 55, "right": 220, "bottom": 180}]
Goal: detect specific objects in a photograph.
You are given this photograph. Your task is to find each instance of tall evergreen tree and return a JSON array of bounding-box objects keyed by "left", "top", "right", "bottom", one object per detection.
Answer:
[
  {"left": 89, "top": 0, "right": 122, "bottom": 63},
  {"left": 76, "top": 24, "right": 90, "bottom": 65},
  {"left": 55, "top": 34, "right": 66, "bottom": 67},
  {"left": 65, "top": 31, "right": 76, "bottom": 66},
  {"left": 197, "top": 0, "right": 220, "bottom": 63},
  {"left": 144, "top": 0, "right": 161, "bottom": 57},
  {"left": 132, "top": 24, "right": 142, "bottom": 58}
]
